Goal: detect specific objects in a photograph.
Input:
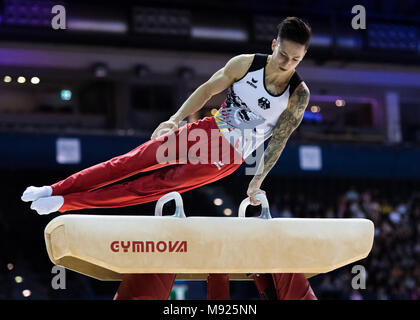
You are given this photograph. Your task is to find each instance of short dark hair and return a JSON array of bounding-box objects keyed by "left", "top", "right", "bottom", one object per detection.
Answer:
[{"left": 277, "top": 17, "right": 312, "bottom": 50}]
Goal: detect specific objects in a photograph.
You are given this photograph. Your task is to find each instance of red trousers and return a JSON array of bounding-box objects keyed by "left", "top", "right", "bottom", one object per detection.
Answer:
[
  {"left": 113, "top": 273, "right": 317, "bottom": 300},
  {"left": 253, "top": 273, "right": 317, "bottom": 300},
  {"left": 51, "top": 117, "right": 242, "bottom": 212},
  {"left": 50, "top": 116, "right": 316, "bottom": 300}
]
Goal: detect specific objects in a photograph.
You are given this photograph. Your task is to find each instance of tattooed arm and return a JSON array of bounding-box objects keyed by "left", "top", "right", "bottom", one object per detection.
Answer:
[{"left": 247, "top": 82, "right": 310, "bottom": 205}]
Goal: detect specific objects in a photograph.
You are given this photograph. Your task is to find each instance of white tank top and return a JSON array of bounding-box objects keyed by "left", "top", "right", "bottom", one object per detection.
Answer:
[{"left": 214, "top": 54, "right": 303, "bottom": 158}]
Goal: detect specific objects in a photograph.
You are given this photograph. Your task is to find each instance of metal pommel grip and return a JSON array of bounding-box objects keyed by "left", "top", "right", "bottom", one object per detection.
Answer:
[
  {"left": 238, "top": 193, "right": 272, "bottom": 219},
  {"left": 154, "top": 192, "right": 186, "bottom": 218}
]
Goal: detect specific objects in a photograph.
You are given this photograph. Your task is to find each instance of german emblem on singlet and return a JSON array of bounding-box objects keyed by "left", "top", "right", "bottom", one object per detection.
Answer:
[{"left": 258, "top": 97, "right": 270, "bottom": 110}]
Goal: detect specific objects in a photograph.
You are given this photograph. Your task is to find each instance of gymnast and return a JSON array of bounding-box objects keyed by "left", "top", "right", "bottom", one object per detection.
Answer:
[{"left": 22, "top": 17, "right": 316, "bottom": 300}]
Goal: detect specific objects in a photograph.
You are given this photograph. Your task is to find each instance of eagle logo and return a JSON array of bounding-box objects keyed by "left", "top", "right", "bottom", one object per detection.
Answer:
[{"left": 258, "top": 97, "right": 270, "bottom": 110}]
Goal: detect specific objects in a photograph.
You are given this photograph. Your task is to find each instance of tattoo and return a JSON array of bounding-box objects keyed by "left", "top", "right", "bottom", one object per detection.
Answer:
[{"left": 251, "top": 83, "right": 309, "bottom": 186}]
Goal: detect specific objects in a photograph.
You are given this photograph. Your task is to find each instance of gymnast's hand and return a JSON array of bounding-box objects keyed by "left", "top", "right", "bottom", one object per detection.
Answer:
[
  {"left": 247, "top": 185, "right": 266, "bottom": 206},
  {"left": 151, "top": 120, "right": 178, "bottom": 140}
]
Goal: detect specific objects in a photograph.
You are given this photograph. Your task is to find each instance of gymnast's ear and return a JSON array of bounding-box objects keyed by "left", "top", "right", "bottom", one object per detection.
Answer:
[{"left": 271, "top": 38, "right": 277, "bottom": 52}]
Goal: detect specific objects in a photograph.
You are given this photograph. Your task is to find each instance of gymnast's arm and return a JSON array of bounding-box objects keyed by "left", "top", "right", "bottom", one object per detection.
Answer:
[
  {"left": 151, "top": 54, "right": 253, "bottom": 139},
  {"left": 247, "top": 82, "right": 310, "bottom": 205}
]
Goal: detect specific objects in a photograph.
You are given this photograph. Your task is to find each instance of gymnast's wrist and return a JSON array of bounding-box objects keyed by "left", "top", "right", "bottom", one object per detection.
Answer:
[{"left": 169, "top": 115, "right": 182, "bottom": 126}]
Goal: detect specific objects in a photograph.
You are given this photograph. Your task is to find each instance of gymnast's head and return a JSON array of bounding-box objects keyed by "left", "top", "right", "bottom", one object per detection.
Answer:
[{"left": 270, "top": 17, "right": 312, "bottom": 72}]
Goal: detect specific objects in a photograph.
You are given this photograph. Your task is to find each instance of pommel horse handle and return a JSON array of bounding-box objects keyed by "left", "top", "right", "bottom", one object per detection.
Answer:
[
  {"left": 238, "top": 193, "right": 272, "bottom": 219},
  {"left": 154, "top": 192, "right": 186, "bottom": 218}
]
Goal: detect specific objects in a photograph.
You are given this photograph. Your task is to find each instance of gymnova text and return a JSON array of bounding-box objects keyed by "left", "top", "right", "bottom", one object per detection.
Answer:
[{"left": 110, "top": 240, "right": 187, "bottom": 253}]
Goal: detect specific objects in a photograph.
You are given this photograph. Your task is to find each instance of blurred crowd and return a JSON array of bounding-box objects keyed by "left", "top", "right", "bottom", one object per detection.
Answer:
[{"left": 269, "top": 184, "right": 420, "bottom": 300}]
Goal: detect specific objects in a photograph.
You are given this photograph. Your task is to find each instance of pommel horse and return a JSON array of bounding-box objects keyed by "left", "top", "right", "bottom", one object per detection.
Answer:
[{"left": 44, "top": 192, "right": 374, "bottom": 299}]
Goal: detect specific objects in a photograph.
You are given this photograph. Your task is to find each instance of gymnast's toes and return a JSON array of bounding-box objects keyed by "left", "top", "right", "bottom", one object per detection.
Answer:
[
  {"left": 21, "top": 186, "right": 52, "bottom": 202},
  {"left": 30, "top": 196, "right": 64, "bottom": 215}
]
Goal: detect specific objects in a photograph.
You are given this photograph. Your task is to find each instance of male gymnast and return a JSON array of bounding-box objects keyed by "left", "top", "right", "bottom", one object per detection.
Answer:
[{"left": 22, "top": 17, "right": 316, "bottom": 300}]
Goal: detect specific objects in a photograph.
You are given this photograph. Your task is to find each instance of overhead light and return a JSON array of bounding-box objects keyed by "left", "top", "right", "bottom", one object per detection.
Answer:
[
  {"left": 31, "top": 77, "right": 40, "bottom": 84},
  {"left": 7, "top": 263, "right": 14, "bottom": 270},
  {"left": 15, "top": 276, "right": 23, "bottom": 283},
  {"left": 22, "top": 289, "right": 31, "bottom": 297},
  {"left": 336, "top": 99, "right": 346, "bottom": 107},
  {"left": 17, "top": 76, "right": 26, "bottom": 84},
  {"left": 3, "top": 76, "right": 12, "bottom": 83},
  {"left": 213, "top": 198, "right": 223, "bottom": 206},
  {"left": 223, "top": 208, "right": 232, "bottom": 216},
  {"left": 61, "top": 89, "right": 72, "bottom": 101},
  {"left": 311, "top": 106, "right": 321, "bottom": 113}
]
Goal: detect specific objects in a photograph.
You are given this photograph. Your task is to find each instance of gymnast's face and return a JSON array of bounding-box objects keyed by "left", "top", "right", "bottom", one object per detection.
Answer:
[{"left": 271, "top": 38, "right": 307, "bottom": 72}]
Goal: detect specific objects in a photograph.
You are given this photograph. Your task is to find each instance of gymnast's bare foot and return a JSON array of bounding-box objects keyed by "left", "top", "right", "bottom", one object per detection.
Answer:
[
  {"left": 21, "top": 186, "right": 52, "bottom": 202},
  {"left": 30, "top": 196, "right": 64, "bottom": 215}
]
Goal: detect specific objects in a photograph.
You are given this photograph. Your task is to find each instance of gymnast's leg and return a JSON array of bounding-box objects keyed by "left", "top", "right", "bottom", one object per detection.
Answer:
[
  {"left": 252, "top": 274, "right": 277, "bottom": 300},
  {"left": 113, "top": 274, "right": 177, "bottom": 300},
  {"left": 22, "top": 120, "right": 194, "bottom": 203},
  {"left": 207, "top": 274, "right": 230, "bottom": 300},
  {"left": 272, "top": 273, "right": 317, "bottom": 300},
  {"left": 54, "top": 153, "right": 241, "bottom": 213},
  {"left": 28, "top": 116, "right": 242, "bottom": 214}
]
